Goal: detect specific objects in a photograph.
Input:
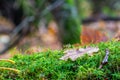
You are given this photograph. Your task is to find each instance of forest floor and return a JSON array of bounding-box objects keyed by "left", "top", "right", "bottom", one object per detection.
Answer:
[{"left": 0, "top": 17, "right": 120, "bottom": 59}]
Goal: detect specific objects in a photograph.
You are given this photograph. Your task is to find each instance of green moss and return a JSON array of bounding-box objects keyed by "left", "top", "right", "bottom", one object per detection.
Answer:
[{"left": 0, "top": 41, "right": 120, "bottom": 80}]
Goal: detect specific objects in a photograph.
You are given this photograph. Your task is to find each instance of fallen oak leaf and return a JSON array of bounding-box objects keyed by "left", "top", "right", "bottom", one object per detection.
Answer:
[{"left": 60, "top": 47, "right": 99, "bottom": 61}]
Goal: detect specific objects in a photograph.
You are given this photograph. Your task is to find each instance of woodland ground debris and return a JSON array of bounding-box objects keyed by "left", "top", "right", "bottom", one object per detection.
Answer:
[
  {"left": 0, "top": 41, "right": 120, "bottom": 79},
  {"left": 99, "top": 49, "right": 109, "bottom": 69}
]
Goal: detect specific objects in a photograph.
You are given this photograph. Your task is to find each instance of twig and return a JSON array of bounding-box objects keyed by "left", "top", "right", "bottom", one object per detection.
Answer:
[
  {"left": 0, "top": 59, "right": 15, "bottom": 64},
  {"left": 99, "top": 49, "right": 109, "bottom": 69},
  {"left": 0, "top": 59, "right": 20, "bottom": 74},
  {"left": 0, "top": 67, "right": 20, "bottom": 74},
  {"left": 82, "top": 17, "right": 120, "bottom": 24}
]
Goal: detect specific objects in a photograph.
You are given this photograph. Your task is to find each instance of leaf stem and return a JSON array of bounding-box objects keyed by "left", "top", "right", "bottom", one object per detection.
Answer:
[{"left": 0, "top": 59, "right": 15, "bottom": 64}]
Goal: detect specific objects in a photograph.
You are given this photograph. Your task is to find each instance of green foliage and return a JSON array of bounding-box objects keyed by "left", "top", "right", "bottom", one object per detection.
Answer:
[
  {"left": 17, "top": 0, "right": 35, "bottom": 16},
  {"left": 60, "top": 0, "right": 81, "bottom": 44},
  {"left": 0, "top": 41, "right": 120, "bottom": 80}
]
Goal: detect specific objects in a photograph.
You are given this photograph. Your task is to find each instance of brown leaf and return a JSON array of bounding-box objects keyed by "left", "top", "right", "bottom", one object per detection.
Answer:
[
  {"left": 81, "top": 27, "right": 108, "bottom": 45},
  {"left": 113, "top": 30, "right": 120, "bottom": 41},
  {"left": 60, "top": 47, "right": 99, "bottom": 61}
]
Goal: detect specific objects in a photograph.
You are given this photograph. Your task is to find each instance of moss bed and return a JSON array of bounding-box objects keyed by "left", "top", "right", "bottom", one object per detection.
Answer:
[{"left": 0, "top": 41, "right": 120, "bottom": 80}]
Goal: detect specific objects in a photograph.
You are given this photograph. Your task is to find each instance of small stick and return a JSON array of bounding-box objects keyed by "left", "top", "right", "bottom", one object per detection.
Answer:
[
  {"left": 0, "top": 67, "right": 20, "bottom": 74},
  {"left": 99, "top": 49, "right": 109, "bottom": 69},
  {"left": 0, "top": 59, "right": 15, "bottom": 64},
  {"left": 0, "top": 59, "right": 20, "bottom": 74}
]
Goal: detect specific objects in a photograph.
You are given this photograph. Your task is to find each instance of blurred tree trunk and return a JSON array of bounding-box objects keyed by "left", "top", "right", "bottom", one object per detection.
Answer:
[{"left": 50, "top": 0, "right": 81, "bottom": 44}]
